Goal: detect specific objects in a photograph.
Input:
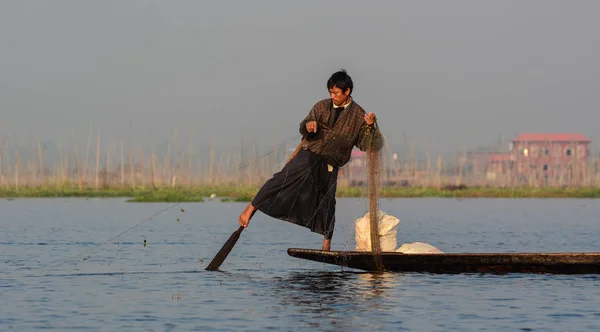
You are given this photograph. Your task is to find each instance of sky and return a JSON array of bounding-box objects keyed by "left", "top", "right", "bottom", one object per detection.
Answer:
[{"left": 1, "top": 0, "right": 600, "bottom": 158}]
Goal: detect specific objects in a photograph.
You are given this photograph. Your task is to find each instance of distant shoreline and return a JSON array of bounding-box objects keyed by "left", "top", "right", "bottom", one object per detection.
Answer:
[{"left": 2, "top": 185, "right": 600, "bottom": 202}]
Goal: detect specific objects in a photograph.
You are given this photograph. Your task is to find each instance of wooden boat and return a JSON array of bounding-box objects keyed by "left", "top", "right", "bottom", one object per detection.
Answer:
[{"left": 287, "top": 248, "right": 600, "bottom": 274}]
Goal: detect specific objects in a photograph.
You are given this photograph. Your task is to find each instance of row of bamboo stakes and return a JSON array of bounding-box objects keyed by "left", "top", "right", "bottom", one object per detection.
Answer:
[{"left": 1, "top": 130, "right": 600, "bottom": 190}]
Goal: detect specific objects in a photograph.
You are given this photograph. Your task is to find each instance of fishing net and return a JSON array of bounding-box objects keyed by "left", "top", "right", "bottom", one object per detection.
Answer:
[{"left": 364, "top": 124, "right": 385, "bottom": 270}]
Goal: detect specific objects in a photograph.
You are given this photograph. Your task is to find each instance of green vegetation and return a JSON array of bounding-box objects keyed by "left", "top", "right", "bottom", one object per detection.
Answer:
[
  {"left": 0, "top": 185, "right": 258, "bottom": 202},
  {"left": 338, "top": 186, "right": 600, "bottom": 198},
  {"left": 1, "top": 185, "right": 600, "bottom": 202},
  {"left": 0, "top": 186, "right": 136, "bottom": 198}
]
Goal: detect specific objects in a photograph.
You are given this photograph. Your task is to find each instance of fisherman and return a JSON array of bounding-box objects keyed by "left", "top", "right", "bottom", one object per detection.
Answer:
[{"left": 238, "top": 69, "right": 383, "bottom": 250}]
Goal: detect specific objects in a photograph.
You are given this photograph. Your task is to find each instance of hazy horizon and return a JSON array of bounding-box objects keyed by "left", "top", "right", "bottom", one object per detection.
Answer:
[{"left": 2, "top": 1, "right": 600, "bottom": 160}]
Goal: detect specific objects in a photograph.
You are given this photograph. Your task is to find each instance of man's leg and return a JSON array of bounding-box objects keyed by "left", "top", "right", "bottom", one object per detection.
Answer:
[
  {"left": 320, "top": 168, "right": 338, "bottom": 252},
  {"left": 239, "top": 203, "right": 257, "bottom": 227},
  {"left": 322, "top": 237, "right": 331, "bottom": 251}
]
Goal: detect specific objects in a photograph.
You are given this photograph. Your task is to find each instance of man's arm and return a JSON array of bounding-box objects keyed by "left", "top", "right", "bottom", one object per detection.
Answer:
[
  {"left": 299, "top": 105, "right": 318, "bottom": 136},
  {"left": 356, "top": 112, "right": 384, "bottom": 151}
]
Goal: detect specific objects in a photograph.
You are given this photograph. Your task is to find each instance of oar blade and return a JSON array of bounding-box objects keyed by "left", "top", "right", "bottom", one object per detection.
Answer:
[{"left": 205, "top": 226, "right": 245, "bottom": 271}]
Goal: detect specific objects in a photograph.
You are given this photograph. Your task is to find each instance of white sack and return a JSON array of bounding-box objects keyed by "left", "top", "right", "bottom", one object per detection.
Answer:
[
  {"left": 355, "top": 210, "right": 400, "bottom": 252},
  {"left": 395, "top": 242, "right": 444, "bottom": 253}
]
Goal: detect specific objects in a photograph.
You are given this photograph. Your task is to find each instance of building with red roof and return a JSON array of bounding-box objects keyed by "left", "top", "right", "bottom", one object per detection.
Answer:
[{"left": 507, "top": 133, "right": 591, "bottom": 184}]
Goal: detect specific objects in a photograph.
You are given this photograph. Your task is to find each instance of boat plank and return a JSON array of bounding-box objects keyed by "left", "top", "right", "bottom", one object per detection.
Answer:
[{"left": 287, "top": 248, "right": 600, "bottom": 274}]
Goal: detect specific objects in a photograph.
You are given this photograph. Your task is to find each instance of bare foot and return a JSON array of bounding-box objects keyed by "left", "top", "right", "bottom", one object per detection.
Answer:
[
  {"left": 322, "top": 238, "right": 331, "bottom": 251},
  {"left": 238, "top": 203, "right": 257, "bottom": 228}
]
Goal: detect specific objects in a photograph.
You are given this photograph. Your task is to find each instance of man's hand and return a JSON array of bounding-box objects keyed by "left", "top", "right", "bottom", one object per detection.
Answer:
[
  {"left": 306, "top": 121, "right": 317, "bottom": 133},
  {"left": 364, "top": 112, "right": 377, "bottom": 126}
]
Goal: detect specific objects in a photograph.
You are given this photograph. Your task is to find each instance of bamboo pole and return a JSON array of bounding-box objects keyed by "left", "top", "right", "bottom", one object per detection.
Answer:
[
  {"left": 424, "top": 141, "right": 430, "bottom": 187},
  {"left": 29, "top": 142, "right": 36, "bottom": 186},
  {"left": 263, "top": 151, "right": 270, "bottom": 183},
  {"left": 58, "top": 137, "right": 65, "bottom": 185},
  {"left": 187, "top": 127, "right": 195, "bottom": 186},
  {"left": 72, "top": 131, "right": 83, "bottom": 190},
  {"left": 233, "top": 152, "right": 239, "bottom": 187},
  {"left": 164, "top": 143, "right": 171, "bottom": 186},
  {"left": 424, "top": 151, "right": 430, "bottom": 187},
  {"left": 409, "top": 142, "right": 416, "bottom": 184},
  {"left": 52, "top": 161, "right": 58, "bottom": 183},
  {"left": 0, "top": 137, "right": 5, "bottom": 186},
  {"left": 225, "top": 152, "right": 231, "bottom": 185},
  {"left": 165, "top": 127, "right": 177, "bottom": 186},
  {"left": 436, "top": 154, "right": 442, "bottom": 189},
  {"left": 14, "top": 149, "right": 19, "bottom": 190},
  {"left": 129, "top": 153, "right": 135, "bottom": 190},
  {"left": 120, "top": 140, "right": 125, "bottom": 188},
  {"left": 218, "top": 153, "right": 225, "bottom": 182},
  {"left": 84, "top": 122, "right": 92, "bottom": 184},
  {"left": 197, "top": 156, "right": 202, "bottom": 185},
  {"left": 95, "top": 131, "right": 100, "bottom": 190},
  {"left": 26, "top": 161, "right": 31, "bottom": 187},
  {"left": 209, "top": 137, "right": 215, "bottom": 184},
  {"left": 139, "top": 149, "right": 146, "bottom": 187},
  {"left": 240, "top": 140, "right": 246, "bottom": 186},
  {"left": 596, "top": 156, "right": 600, "bottom": 186},
  {"left": 380, "top": 133, "right": 394, "bottom": 185},
  {"left": 151, "top": 152, "right": 156, "bottom": 189},
  {"left": 74, "top": 149, "right": 82, "bottom": 190},
  {"left": 104, "top": 148, "right": 110, "bottom": 189},
  {"left": 37, "top": 139, "right": 44, "bottom": 179},
  {"left": 250, "top": 142, "right": 257, "bottom": 186},
  {"left": 63, "top": 146, "right": 69, "bottom": 185}
]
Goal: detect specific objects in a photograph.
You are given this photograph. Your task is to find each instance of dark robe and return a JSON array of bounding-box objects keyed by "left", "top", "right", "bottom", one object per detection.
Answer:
[{"left": 251, "top": 148, "right": 338, "bottom": 240}]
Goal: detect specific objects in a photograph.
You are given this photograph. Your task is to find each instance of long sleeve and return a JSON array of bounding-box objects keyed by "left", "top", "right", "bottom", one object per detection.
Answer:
[{"left": 299, "top": 107, "right": 318, "bottom": 136}]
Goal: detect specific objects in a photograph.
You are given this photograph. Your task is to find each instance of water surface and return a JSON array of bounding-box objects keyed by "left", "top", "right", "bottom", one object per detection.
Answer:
[{"left": 1, "top": 197, "right": 599, "bottom": 331}]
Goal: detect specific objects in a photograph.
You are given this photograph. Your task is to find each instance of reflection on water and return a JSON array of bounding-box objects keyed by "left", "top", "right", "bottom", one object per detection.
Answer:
[
  {"left": 277, "top": 272, "right": 364, "bottom": 309},
  {"left": 264, "top": 271, "right": 405, "bottom": 330}
]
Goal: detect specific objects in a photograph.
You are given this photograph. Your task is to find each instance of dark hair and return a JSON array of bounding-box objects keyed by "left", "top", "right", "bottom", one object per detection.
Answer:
[{"left": 327, "top": 69, "right": 353, "bottom": 94}]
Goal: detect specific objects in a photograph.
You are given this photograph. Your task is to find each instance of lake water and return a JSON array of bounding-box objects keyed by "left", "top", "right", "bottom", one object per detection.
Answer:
[{"left": 1, "top": 197, "right": 599, "bottom": 331}]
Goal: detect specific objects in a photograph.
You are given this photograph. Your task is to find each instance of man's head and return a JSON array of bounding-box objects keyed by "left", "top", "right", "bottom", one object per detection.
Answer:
[{"left": 327, "top": 69, "right": 353, "bottom": 106}]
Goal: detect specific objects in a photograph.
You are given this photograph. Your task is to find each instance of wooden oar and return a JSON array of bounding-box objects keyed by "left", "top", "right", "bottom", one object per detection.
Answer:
[
  {"left": 205, "top": 226, "right": 245, "bottom": 271},
  {"left": 205, "top": 139, "right": 305, "bottom": 271}
]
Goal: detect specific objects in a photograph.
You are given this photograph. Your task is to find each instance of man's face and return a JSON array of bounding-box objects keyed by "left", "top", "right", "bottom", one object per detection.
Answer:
[{"left": 329, "top": 86, "right": 350, "bottom": 106}]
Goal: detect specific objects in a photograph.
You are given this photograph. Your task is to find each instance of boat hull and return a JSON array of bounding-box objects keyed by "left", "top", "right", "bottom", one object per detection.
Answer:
[{"left": 287, "top": 248, "right": 600, "bottom": 274}]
